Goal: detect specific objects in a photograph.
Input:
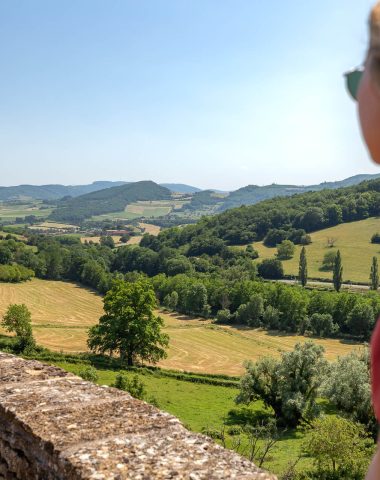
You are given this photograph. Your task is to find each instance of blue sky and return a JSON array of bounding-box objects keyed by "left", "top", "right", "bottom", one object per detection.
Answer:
[{"left": 0, "top": 0, "right": 378, "bottom": 190}]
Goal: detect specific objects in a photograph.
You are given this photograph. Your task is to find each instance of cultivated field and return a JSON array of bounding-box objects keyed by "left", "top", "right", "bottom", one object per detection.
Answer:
[
  {"left": 124, "top": 222, "right": 161, "bottom": 245},
  {"left": 0, "top": 231, "right": 24, "bottom": 240},
  {"left": 0, "top": 279, "right": 361, "bottom": 375},
  {"left": 30, "top": 221, "right": 79, "bottom": 231},
  {"left": 80, "top": 235, "right": 142, "bottom": 247},
  {"left": 125, "top": 201, "right": 172, "bottom": 217},
  {"left": 0, "top": 202, "right": 53, "bottom": 221},
  {"left": 80, "top": 235, "right": 123, "bottom": 246},
  {"left": 80, "top": 222, "right": 160, "bottom": 247},
  {"left": 91, "top": 211, "right": 140, "bottom": 221},
  {"left": 253, "top": 217, "right": 380, "bottom": 284},
  {"left": 139, "top": 222, "right": 161, "bottom": 235},
  {"left": 91, "top": 198, "right": 190, "bottom": 222}
]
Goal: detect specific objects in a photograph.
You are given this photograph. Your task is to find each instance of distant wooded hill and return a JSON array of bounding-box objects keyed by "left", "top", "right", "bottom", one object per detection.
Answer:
[
  {"left": 50, "top": 181, "right": 172, "bottom": 223},
  {"left": 176, "top": 174, "right": 380, "bottom": 215},
  {"left": 160, "top": 183, "right": 201, "bottom": 194},
  {"left": 0, "top": 181, "right": 126, "bottom": 201},
  {"left": 3, "top": 174, "right": 380, "bottom": 204},
  {"left": 3, "top": 173, "right": 380, "bottom": 223},
  {"left": 217, "top": 173, "right": 380, "bottom": 211},
  {"left": 0, "top": 182, "right": 200, "bottom": 201}
]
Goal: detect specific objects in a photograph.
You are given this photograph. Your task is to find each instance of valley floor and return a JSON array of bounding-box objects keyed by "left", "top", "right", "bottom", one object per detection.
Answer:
[{"left": 0, "top": 279, "right": 361, "bottom": 375}]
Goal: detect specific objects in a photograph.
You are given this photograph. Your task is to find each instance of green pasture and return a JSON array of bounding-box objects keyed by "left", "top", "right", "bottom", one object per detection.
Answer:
[
  {"left": 91, "top": 211, "right": 141, "bottom": 221},
  {"left": 0, "top": 202, "right": 53, "bottom": 221},
  {"left": 253, "top": 218, "right": 380, "bottom": 284}
]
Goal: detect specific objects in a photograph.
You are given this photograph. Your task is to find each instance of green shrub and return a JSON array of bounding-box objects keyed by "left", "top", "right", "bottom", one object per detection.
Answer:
[
  {"left": 302, "top": 416, "right": 374, "bottom": 479},
  {"left": 371, "top": 232, "right": 380, "bottom": 244},
  {"left": 78, "top": 366, "right": 99, "bottom": 382},
  {"left": 113, "top": 373, "right": 147, "bottom": 400},
  {"left": 0, "top": 264, "right": 34, "bottom": 282},
  {"left": 277, "top": 240, "right": 295, "bottom": 260},
  {"left": 216, "top": 309, "right": 231, "bottom": 324},
  {"left": 258, "top": 258, "right": 284, "bottom": 279},
  {"left": 320, "top": 251, "right": 337, "bottom": 271}
]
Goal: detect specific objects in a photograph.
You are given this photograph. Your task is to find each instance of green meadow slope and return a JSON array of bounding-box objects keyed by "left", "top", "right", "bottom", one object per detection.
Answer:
[{"left": 253, "top": 217, "right": 380, "bottom": 284}]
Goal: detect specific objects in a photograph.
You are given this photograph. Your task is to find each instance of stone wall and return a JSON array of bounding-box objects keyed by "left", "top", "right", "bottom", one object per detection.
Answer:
[{"left": 0, "top": 352, "right": 276, "bottom": 479}]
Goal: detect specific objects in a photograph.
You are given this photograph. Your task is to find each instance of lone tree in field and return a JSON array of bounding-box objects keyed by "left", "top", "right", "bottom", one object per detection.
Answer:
[
  {"left": 370, "top": 256, "right": 379, "bottom": 291},
  {"left": 88, "top": 279, "right": 169, "bottom": 366},
  {"left": 1, "top": 304, "right": 35, "bottom": 351},
  {"left": 298, "top": 246, "right": 308, "bottom": 287},
  {"left": 320, "top": 251, "right": 337, "bottom": 271},
  {"left": 277, "top": 240, "right": 295, "bottom": 260},
  {"left": 333, "top": 250, "right": 343, "bottom": 292}
]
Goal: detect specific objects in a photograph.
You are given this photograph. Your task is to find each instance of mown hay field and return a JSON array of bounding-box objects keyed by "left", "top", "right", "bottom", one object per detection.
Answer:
[
  {"left": 30, "top": 221, "right": 78, "bottom": 230},
  {"left": 0, "top": 279, "right": 361, "bottom": 375},
  {"left": 253, "top": 217, "right": 380, "bottom": 284},
  {"left": 125, "top": 205, "right": 171, "bottom": 216},
  {"left": 139, "top": 222, "right": 161, "bottom": 235}
]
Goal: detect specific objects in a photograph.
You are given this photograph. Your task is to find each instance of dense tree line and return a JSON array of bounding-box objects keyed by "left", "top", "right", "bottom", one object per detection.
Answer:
[{"left": 154, "top": 273, "right": 380, "bottom": 339}]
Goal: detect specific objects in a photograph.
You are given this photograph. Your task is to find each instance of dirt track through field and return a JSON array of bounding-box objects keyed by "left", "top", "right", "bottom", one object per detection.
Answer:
[{"left": 0, "top": 279, "right": 362, "bottom": 375}]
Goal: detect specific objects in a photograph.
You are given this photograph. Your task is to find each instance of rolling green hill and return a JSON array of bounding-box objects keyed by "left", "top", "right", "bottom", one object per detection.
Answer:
[
  {"left": 253, "top": 217, "right": 380, "bottom": 284},
  {"left": 182, "top": 190, "right": 226, "bottom": 211},
  {"left": 149, "top": 178, "right": 380, "bottom": 247},
  {"left": 50, "top": 181, "right": 172, "bottom": 223}
]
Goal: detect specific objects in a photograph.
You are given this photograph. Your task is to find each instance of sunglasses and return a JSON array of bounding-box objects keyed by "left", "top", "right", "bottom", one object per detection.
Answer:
[{"left": 344, "top": 67, "right": 364, "bottom": 101}]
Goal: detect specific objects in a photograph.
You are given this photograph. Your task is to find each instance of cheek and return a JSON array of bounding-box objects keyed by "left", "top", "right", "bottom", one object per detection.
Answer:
[{"left": 358, "top": 73, "right": 380, "bottom": 164}]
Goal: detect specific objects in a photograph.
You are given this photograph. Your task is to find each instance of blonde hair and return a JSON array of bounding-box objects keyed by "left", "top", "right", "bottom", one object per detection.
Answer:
[{"left": 369, "top": 2, "right": 380, "bottom": 82}]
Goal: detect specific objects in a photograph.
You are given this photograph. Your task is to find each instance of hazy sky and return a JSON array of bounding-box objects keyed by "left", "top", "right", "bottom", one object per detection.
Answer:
[{"left": 1, "top": 0, "right": 379, "bottom": 190}]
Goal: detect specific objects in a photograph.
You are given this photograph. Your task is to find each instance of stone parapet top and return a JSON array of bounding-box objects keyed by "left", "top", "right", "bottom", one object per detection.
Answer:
[{"left": 0, "top": 352, "right": 276, "bottom": 479}]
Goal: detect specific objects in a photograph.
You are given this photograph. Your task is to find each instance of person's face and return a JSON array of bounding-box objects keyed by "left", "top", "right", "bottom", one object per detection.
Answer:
[{"left": 358, "top": 60, "right": 380, "bottom": 164}]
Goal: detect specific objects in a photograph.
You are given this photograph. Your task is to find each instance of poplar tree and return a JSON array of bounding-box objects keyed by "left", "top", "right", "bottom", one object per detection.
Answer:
[
  {"left": 370, "top": 256, "right": 379, "bottom": 291},
  {"left": 333, "top": 250, "right": 343, "bottom": 292},
  {"left": 299, "top": 247, "right": 308, "bottom": 287}
]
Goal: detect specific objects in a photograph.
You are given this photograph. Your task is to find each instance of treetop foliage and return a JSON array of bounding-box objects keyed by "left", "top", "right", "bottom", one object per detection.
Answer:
[{"left": 236, "top": 341, "right": 328, "bottom": 427}]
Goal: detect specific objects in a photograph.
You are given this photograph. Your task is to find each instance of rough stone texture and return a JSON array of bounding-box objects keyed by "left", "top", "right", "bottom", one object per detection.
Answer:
[{"left": 0, "top": 352, "right": 276, "bottom": 479}]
